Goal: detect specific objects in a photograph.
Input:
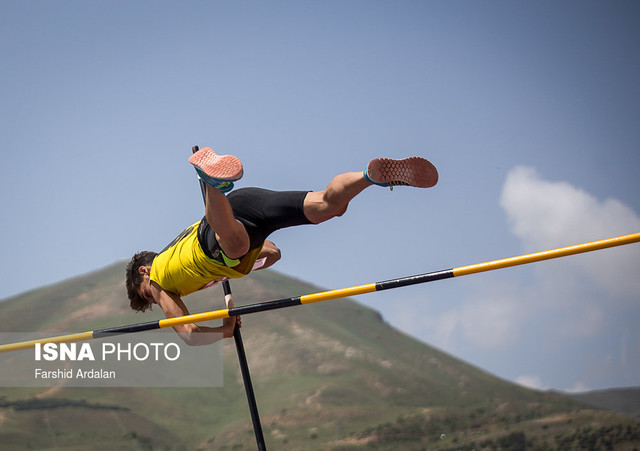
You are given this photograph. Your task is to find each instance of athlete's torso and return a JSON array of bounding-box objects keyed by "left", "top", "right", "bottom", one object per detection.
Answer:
[{"left": 150, "top": 222, "right": 262, "bottom": 296}]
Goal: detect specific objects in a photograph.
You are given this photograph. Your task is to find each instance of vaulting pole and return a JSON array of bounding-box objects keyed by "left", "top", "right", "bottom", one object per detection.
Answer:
[
  {"left": 192, "top": 146, "right": 266, "bottom": 451},
  {"left": 223, "top": 280, "right": 266, "bottom": 451},
  {"left": 1, "top": 232, "right": 638, "bottom": 354}
]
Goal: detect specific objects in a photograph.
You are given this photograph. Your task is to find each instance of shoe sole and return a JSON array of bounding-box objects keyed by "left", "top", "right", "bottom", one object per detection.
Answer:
[
  {"left": 367, "top": 157, "right": 438, "bottom": 188},
  {"left": 188, "top": 147, "right": 243, "bottom": 181}
]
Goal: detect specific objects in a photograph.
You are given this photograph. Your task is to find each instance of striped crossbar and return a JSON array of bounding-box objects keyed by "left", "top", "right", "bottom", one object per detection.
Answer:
[{"left": 1, "top": 232, "right": 638, "bottom": 354}]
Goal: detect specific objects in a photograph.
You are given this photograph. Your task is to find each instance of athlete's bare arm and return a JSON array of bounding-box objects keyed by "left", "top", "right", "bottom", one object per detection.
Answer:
[
  {"left": 255, "top": 240, "right": 281, "bottom": 270},
  {"left": 149, "top": 282, "right": 238, "bottom": 345}
]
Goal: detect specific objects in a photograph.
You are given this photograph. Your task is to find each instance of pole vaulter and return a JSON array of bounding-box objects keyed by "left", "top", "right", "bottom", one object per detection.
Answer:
[{"left": 1, "top": 231, "right": 638, "bottom": 354}]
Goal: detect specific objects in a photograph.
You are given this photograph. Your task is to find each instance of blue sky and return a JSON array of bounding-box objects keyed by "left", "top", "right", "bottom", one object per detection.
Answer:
[{"left": 1, "top": 0, "right": 638, "bottom": 392}]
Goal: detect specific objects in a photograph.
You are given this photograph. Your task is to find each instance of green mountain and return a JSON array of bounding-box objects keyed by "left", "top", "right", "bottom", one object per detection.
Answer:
[
  {"left": 569, "top": 388, "right": 640, "bottom": 419},
  {"left": 0, "top": 262, "right": 638, "bottom": 450}
]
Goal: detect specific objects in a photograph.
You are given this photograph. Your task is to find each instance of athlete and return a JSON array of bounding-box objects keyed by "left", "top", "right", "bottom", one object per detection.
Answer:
[{"left": 125, "top": 147, "right": 437, "bottom": 345}]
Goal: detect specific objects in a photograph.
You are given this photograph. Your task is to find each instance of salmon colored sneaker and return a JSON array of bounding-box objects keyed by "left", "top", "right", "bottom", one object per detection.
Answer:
[
  {"left": 189, "top": 147, "right": 243, "bottom": 193},
  {"left": 364, "top": 157, "right": 438, "bottom": 190}
]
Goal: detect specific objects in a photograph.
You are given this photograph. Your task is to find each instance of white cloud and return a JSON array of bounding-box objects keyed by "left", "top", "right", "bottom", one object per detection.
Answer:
[
  {"left": 395, "top": 168, "right": 640, "bottom": 391},
  {"left": 500, "top": 166, "right": 640, "bottom": 248},
  {"left": 458, "top": 296, "right": 520, "bottom": 349},
  {"left": 425, "top": 286, "right": 523, "bottom": 351},
  {"left": 500, "top": 166, "right": 640, "bottom": 298},
  {"left": 495, "top": 167, "right": 640, "bottom": 389},
  {"left": 388, "top": 284, "right": 524, "bottom": 355}
]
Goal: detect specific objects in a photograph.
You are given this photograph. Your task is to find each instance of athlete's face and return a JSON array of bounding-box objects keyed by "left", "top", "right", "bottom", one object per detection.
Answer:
[{"left": 136, "top": 266, "right": 154, "bottom": 304}]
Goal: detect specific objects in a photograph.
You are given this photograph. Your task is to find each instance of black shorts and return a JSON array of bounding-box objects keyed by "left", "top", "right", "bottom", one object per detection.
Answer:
[{"left": 197, "top": 188, "right": 312, "bottom": 262}]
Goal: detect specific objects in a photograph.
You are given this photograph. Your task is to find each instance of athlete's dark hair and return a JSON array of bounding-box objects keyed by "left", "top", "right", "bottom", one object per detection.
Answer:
[{"left": 125, "top": 251, "right": 158, "bottom": 312}]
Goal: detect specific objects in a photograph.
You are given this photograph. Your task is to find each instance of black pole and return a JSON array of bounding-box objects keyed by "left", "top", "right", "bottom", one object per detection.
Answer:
[
  {"left": 193, "top": 145, "right": 208, "bottom": 201},
  {"left": 192, "top": 146, "right": 266, "bottom": 450},
  {"left": 222, "top": 280, "right": 266, "bottom": 450}
]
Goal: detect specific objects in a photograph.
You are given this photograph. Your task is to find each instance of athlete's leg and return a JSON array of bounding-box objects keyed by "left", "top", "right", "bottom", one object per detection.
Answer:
[
  {"left": 190, "top": 147, "right": 250, "bottom": 259},
  {"left": 302, "top": 155, "right": 438, "bottom": 224},
  {"left": 303, "top": 171, "right": 371, "bottom": 224},
  {"left": 205, "top": 185, "right": 250, "bottom": 259}
]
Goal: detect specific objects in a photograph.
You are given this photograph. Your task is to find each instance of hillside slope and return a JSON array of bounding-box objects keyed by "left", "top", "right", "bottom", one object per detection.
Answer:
[
  {"left": 569, "top": 388, "right": 640, "bottom": 419},
  {"left": 0, "top": 262, "right": 638, "bottom": 450}
]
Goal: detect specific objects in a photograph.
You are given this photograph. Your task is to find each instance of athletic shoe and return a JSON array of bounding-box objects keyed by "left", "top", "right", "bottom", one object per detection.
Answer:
[
  {"left": 364, "top": 157, "right": 438, "bottom": 190},
  {"left": 189, "top": 147, "right": 243, "bottom": 192},
  {"left": 195, "top": 169, "right": 236, "bottom": 193}
]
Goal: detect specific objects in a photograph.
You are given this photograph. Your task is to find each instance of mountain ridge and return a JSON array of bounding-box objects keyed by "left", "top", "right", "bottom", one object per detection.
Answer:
[{"left": 0, "top": 261, "right": 638, "bottom": 450}]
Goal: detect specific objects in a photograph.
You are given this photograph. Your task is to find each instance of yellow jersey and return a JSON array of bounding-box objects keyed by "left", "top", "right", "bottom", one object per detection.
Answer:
[{"left": 150, "top": 222, "right": 262, "bottom": 296}]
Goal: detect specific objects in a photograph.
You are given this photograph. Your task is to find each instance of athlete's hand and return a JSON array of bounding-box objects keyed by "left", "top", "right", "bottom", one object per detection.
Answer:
[{"left": 222, "top": 316, "right": 237, "bottom": 338}]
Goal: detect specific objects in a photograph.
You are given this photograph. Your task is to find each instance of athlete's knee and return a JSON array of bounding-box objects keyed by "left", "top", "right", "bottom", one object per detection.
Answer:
[
  {"left": 323, "top": 191, "right": 348, "bottom": 218},
  {"left": 303, "top": 190, "right": 348, "bottom": 224},
  {"left": 328, "top": 202, "right": 348, "bottom": 218}
]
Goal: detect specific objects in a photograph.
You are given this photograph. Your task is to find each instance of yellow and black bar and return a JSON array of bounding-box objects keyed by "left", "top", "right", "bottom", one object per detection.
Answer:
[{"left": 1, "top": 232, "right": 638, "bottom": 354}]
